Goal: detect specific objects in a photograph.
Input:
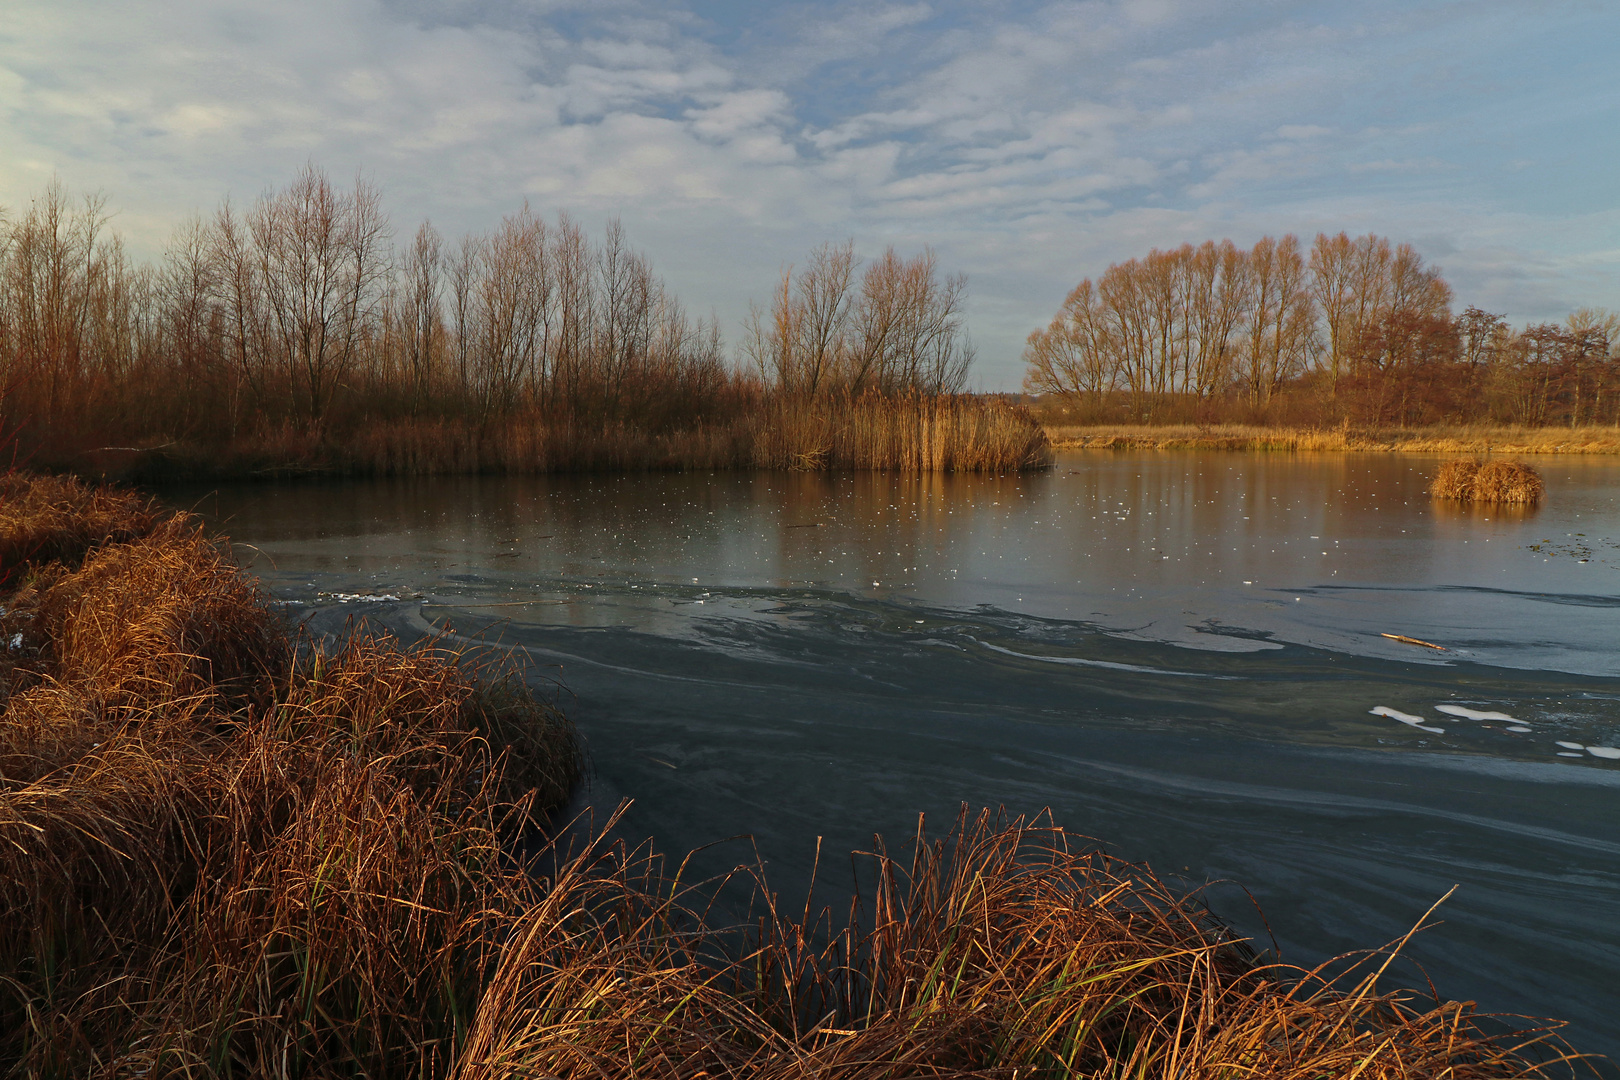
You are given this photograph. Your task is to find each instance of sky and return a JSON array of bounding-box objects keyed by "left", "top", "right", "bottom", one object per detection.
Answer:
[{"left": 3, "top": 0, "right": 1617, "bottom": 389}]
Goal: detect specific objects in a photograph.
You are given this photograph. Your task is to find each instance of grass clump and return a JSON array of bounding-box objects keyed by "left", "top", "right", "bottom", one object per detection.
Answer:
[
  {"left": 1431, "top": 458, "right": 1545, "bottom": 504},
  {"left": 457, "top": 810, "right": 1589, "bottom": 1079},
  {"left": 0, "top": 471, "right": 581, "bottom": 1077},
  {"left": 0, "top": 471, "right": 160, "bottom": 586}
]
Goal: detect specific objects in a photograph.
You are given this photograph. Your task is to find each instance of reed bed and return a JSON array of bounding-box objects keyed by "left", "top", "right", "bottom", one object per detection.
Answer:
[
  {"left": 0, "top": 471, "right": 160, "bottom": 585},
  {"left": 0, "top": 472, "right": 1589, "bottom": 1077},
  {"left": 116, "top": 395, "right": 1051, "bottom": 481},
  {"left": 1047, "top": 424, "right": 1620, "bottom": 455},
  {"left": 755, "top": 395, "right": 1053, "bottom": 473},
  {"left": 1431, "top": 458, "right": 1545, "bottom": 505}
]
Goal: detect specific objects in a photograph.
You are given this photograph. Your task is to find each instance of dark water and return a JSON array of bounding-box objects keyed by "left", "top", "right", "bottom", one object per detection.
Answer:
[{"left": 176, "top": 451, "right": 1620, "bottom": 1054}]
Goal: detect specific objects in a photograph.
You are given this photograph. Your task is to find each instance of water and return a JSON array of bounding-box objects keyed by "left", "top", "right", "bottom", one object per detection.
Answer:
[{"left": 175, "top": 451, "right": 1620, "bottom": 1053}]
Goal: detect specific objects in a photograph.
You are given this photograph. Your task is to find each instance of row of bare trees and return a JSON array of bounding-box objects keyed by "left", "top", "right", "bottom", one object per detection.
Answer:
[
  {"left": 0, "top": 169, "right": 983, "bottom": 459},
  {"left": 1024, "top": 233, "right": 1455, "bottom": 417},
  {"left": 742, "top": 241, "right": 974, "bottom": 398},
  {"left": 0, "top": 168, "right": 756, "bottom": 452},
  {"left": 1025, "top": 231, "right": 1620, "bottom": 426}
]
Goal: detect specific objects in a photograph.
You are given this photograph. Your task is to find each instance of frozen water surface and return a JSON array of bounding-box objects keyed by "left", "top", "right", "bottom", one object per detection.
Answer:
[{"left": 172, "top": 450, "right": 1620, "bottom": 1054}]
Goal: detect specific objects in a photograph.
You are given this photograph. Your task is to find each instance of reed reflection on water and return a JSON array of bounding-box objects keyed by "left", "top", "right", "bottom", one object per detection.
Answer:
[{"left": 186, "top": 450, "right": 1620, "bottom": 1054}]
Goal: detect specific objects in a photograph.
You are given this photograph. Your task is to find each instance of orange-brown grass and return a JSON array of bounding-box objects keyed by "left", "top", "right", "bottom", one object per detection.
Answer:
[
  {"left": 0, "top": 471, "right": 581, "bottom": 1077},
  {"left": 1431, "top": 458, "right": 1545, "bottom": 505},
  {"left": 755, "top": 394, "right": 1053, "bottom": 473},
  {"left": 1047, "top": 423, "right": 1620, "bottom": 455},
  {"left": 0, "top": 471, "right": 160, "bottom": 585},
  {"left": 456, "top": 809, "right": 1588, "bottom": 1079}
]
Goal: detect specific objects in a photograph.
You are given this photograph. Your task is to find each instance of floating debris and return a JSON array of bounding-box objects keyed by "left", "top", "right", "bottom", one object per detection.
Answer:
[{"left": 1381, "top": 632, "right": 1446, "bottom": 651}]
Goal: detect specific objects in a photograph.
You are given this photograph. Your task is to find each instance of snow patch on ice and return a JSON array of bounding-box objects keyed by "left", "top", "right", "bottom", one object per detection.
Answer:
[
  {"left": 1370, "top": 706, "right": 1444, "bottom": 734},
  {"left": 1436, "top": 704, "right": 1520, "bottom": 722}
]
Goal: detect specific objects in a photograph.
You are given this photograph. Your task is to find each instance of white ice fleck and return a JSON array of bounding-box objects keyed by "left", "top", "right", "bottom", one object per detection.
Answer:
[
  {"left": 1435, "top": 705, "right": 1520, "bottom": 722},
  {"left": 1370, "top": 706, "right": 1444, "bottom": 734},
  {"left": 1556, "top": 741, "right": 1585, "bottom": 750},
  {"left": 7, "top": 632, "right": 21, "bottom": 650},
  {"left": 1506, "top": 726, "right": 1532, "bottom": 733},
  {"left": 1586, "top": 746, "right": 1620, "bottom": 760},
  {"left": 1558, "top": 752, "right": 1584, "bottom": 758}
]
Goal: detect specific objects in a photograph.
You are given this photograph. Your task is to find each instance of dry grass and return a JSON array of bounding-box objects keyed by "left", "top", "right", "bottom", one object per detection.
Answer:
[
  {"left": 756, "top": 394, "right": 1054, "bottom": 473},
  {"left": 456, "top": 810, "right": 1589, "bottom": 1079},
  {"left": 1431, "top": 458, "right": 1545, "bottom": 505},
  {"left": 0, "top": 472, "right": 1590, "bottom": 1077},
  {"left": 0, "top": 472, "right": 160, "bottom": 587},
  {"left": 1047, "top": 424, "right": 1620, "bottom": 455},
  {"left": 0, "top": 471, "right": 582, "bottom": 1077},
  {"left": 112, "top": 395, "right": 1052, "bottom": 481}
]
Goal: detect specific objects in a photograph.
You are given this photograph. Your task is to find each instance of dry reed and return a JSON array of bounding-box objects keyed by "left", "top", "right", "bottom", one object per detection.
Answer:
[
  {"left": 1047, "top": 423, "right": 1620, "bottom": 455},
  {"left": 455, "top": 809, "right": 1589, "bottom": 1079},
  {"left": 116, "top": 395, "right": 1052, "bottom": 481},
  {"left": 0, "top": 472, "right": 159, "bottom": 585},
  {"left": 1431, "top": 458, "right": 1545, "bottom": 504},
  {"left": 0, "top": 471, "right": 581, "bottom": 1077},
  {"left": 0, "top": 472, "right": 1589, "bottom": 1077}
]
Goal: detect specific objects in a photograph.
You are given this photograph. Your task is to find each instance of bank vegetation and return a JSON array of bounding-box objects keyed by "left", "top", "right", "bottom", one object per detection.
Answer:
[
  {"left": 0, "top": 471, "right": 1592, "bottom": 1077},
  {"left": 0, "top": 170, "right": 1048, "bottom": 478}
]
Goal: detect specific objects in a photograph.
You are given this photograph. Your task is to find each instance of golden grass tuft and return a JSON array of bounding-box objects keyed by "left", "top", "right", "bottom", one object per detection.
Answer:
[
  {"left": 0, "top": 471, "right": 159, "bottom": 584},
  {"left": 456, "top": 810, "right": 1588, "bottom": 1079},
  {"left": 1431, "top": 458, "right": 1545, "bottom": 505},
  {"left": 0, "top": 471, "right": 582, "bottom": 1077}
]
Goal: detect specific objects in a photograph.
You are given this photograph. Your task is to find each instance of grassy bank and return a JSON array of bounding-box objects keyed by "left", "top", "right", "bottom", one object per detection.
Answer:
[
  {"left": 1045, "top": 423, "right": 1620, "bottom": 454},
  {"left": 58, "top": 394, "right": 1052, "bottom": 481},
  {"left": 0, "top": 473, "right": 1590, "bottom": 1077}
]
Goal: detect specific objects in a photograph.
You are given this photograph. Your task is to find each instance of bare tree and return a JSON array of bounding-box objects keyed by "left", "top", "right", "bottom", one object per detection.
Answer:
[
  {"left": 401, "top": 221, "right": 444, "bottom": 415},
  {"left": 744, "top": 241, "right": 857, "bottom": 398},
  {"left": 1022, "top": 278, "right": 1118, "bottom": 402},
  {"left": 1240, "top": 236, "right": 1314, "bottom": 405},
  {"left": 250, "top": 164, "right": 390, "bottom": 428},
  {"left": 2, "top": 180, "right": 112, "bottom": 423}
]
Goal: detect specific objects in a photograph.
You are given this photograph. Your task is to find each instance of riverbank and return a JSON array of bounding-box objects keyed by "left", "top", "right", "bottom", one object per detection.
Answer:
[
  {"left": 34, "top": 395, "right": 1054, "bottom": 483},
  {"left": 1046, "top": 423, "right": 1620, "bottom": 454},
  {"left": 0, "top": 472, "right": 1589, "bottom": 1077}
]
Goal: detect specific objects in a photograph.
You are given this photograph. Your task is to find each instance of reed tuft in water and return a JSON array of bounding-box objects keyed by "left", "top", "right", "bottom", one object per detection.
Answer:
[{"left": 1431, "top": 458, "right": 1544, "bottom": 504}]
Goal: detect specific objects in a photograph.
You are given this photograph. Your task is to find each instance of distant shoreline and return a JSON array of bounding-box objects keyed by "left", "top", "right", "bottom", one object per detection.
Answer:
[{"left": 1044, "top": 423, "right": 1620, "bottom": 455}]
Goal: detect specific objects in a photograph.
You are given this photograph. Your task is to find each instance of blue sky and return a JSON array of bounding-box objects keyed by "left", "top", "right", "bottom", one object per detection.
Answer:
[{"left": 3, "top": 0, "right": 1617, "bottom": 388}]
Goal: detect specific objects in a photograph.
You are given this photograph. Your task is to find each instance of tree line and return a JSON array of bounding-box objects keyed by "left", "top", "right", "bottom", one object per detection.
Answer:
[
  {"left": 0, "top": 166, "right": 976, "bottom": 463},
  {"left": 1024, "top": 232, "right": 1620, "bottom": 426}
]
